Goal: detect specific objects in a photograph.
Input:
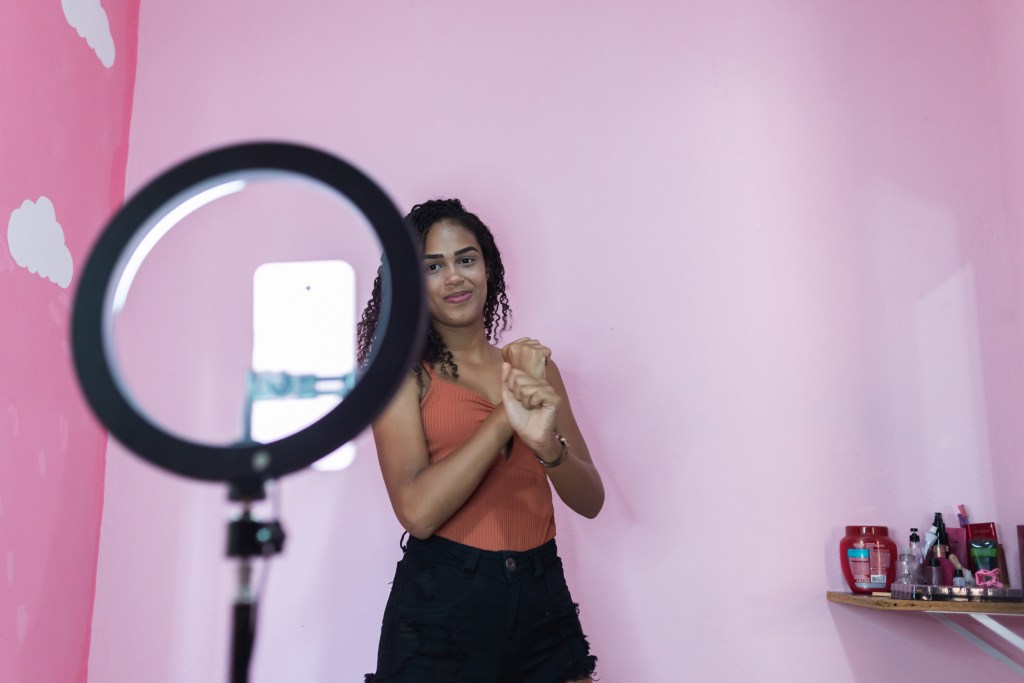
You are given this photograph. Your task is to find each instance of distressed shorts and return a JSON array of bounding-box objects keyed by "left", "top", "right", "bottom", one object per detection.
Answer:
[{"left": 365, "top": 534, "right": 597, "bottom": 682}]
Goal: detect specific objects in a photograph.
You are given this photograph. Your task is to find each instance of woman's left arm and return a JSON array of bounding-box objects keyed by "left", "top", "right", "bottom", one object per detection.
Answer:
[
  {"left": 499, "top": 356, "right": 602, "bottom": 520},
  {"left": 513, "top": 359, "right": 605, "bottom": 519}
]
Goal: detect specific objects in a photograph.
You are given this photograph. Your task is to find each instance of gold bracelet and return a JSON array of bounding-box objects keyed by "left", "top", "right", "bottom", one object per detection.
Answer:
[{"left": 537, "top": 432, "right": 568, "bottom": 468}]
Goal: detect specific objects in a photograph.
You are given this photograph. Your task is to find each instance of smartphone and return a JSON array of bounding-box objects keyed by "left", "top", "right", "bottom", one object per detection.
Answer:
[{"left": 250, "top": 260, "right": 356, "bottom": 470}]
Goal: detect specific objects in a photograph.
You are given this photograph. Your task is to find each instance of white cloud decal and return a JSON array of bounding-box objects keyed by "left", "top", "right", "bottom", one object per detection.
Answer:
[
  {"left": 62, "top": 0, "right": 115, "bottom": 68},
  {"left": 7, "top": 197, "right": 74, "bottom": 289}
]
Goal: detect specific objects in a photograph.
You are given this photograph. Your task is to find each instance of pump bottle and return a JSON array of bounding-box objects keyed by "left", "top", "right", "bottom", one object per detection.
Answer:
[{"left": 908, "top": 528, "right": 924, "bottom": 583}]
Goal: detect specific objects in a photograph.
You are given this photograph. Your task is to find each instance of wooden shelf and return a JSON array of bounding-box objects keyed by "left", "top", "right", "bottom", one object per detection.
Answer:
[
  {"left": 827, "top": 591, "right": 1024, "bottom": 615},
  {"left": 828, "top": 590, "right": 1024, "bottom": 675}
]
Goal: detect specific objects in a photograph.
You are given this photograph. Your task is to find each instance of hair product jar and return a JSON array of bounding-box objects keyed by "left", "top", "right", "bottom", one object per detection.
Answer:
[{"left": 840, "top": 525, "right": 897, "bottom": 594}]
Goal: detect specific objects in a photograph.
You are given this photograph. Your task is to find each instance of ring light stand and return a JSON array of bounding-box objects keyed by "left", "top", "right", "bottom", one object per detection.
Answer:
[{"left": 71, "top": 142, "right": 426, "bottom": 682}]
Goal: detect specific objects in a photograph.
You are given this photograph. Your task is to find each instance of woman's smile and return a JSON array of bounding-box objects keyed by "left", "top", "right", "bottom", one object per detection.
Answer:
[{"left": 444, "top": 290, "right": 472, "bottom": 304}]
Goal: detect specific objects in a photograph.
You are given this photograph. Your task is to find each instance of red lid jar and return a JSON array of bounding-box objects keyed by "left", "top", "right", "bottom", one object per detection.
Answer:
[{"left": 840, "top": 525, "right": 897, "bottom": 594}]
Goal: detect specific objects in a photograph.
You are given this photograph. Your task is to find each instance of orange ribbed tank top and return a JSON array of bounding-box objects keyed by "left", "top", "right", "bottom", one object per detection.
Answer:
[{"left": 421, "top": 364, "right": 556, "bottom": 552}]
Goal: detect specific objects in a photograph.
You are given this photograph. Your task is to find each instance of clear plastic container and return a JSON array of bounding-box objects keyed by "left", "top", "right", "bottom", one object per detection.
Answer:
[{"left": 893, "top": 551, "right": 915, "bottom": 586}]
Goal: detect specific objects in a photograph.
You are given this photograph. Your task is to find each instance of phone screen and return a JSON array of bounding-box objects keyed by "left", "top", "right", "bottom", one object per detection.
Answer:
[{"left": 251, "top": 260, "right": 356, "bottom": 470}]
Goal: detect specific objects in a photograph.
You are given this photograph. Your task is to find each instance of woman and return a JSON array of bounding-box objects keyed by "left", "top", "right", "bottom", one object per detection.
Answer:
[{"left": 359, "top": 198, "right": 604, "bottom": 682}]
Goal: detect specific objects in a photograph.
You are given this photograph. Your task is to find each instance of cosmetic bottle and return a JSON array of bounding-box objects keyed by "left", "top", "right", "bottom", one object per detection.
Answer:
[
  {"left": 908, "top": 528, "right": 924, "bottom": 582},
  {"left": 953, "top": 569, "right": 966, "bottom": 588},
  {"left": 936, "top": 518, "right": 948, "bottom": 555},
  {"left": 926, "top": 557, "right": 943, "bottom": 586},
  {"left": 948, "top": 553, "right": 975, "bottom": 586},
  {"left": 923, "top": 520, "right": 939, "bottom": 560},
  {"left": 893, "top": 549, "right": 916, "bottom": 586},
  {"left": 932, "top": 541, "right": 955, "bottom": 586}
]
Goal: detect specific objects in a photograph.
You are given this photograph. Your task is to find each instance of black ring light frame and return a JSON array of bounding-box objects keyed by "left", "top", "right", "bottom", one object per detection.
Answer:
[{"left": 72, "top": 142, "right": 426, "bottom": 490}]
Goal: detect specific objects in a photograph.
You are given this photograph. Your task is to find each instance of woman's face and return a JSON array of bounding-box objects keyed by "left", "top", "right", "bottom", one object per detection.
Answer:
[{"left": 422, "top": 220, "right": 488, "bottom": 331}]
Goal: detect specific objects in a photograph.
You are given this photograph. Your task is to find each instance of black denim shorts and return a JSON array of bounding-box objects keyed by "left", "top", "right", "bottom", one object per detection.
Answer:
[{"left": 365, "top": 534, "right": 597, "bottom": 682}]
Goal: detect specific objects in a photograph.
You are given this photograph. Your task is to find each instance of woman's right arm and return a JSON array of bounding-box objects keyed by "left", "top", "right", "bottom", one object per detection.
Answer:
[{"left": 371, "top": 372, "right": 514, "bottom": 539}]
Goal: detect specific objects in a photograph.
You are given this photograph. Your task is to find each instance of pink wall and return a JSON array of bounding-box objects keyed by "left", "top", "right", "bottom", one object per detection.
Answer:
[
  {"left": 88, "top": 2, "right": 1024, "bottom": 681},
  {"left": 984, "top": 4, "right": 1024, "bottom": 405},
  {"left": 0, "top": 2, "right": 139, "bottom": 682}
]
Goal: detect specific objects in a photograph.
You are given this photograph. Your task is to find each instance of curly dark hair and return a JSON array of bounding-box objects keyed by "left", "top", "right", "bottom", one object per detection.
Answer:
[{"left": 356, "top": 198, "right": 512, "bottom": 382}]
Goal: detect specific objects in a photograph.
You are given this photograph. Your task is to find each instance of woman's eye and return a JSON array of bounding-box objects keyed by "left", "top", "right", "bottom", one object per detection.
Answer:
[
  {"left": 459, "top": 257, "right": 476, "bottom": 266},
  {"left": 425, "top": 263, "right": 442, "bottom": 272}
]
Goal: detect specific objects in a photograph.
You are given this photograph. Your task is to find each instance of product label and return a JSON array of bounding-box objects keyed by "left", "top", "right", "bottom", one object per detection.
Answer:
[
  {"left": 847, "top": 545, "right": 890, "bottom": 589},
  {"left": 970, "top": 546, "right": 999, "bottom": 570}
]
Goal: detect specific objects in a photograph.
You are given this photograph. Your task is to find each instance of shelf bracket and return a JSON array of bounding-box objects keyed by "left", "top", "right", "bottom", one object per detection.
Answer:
[{"left": 930, "top": 613, "right": 1024, "bottom": 677}]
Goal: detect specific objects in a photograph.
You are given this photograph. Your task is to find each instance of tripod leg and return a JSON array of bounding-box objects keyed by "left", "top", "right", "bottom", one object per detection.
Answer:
[
  {"left": 230, "top": 560, "right": 257, "bottom": 683},
  {"left": 230, "top": 600, "right": 256, "bottom": 683}
]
